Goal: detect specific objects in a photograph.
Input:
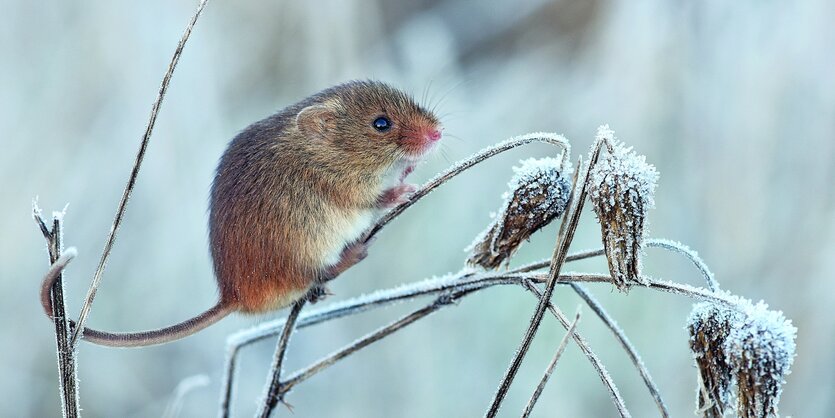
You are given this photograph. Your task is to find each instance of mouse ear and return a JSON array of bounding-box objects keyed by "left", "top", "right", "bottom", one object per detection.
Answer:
[{"left": 296, "top": 105, "right": 338, "bottom": 138}]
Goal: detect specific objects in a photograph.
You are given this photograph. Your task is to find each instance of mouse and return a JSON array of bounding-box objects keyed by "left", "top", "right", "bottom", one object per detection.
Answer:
[{"left": 40, "top": 80, "right": 442, "bottom": 347}]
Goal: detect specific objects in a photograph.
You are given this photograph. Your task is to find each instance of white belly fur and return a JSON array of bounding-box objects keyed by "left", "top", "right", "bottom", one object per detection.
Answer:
[{"left": 320, "top": 207, "right": 374, "bottom": 268}]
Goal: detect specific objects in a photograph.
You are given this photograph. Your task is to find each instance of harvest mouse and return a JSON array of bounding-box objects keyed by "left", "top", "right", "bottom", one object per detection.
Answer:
[{"left": 41, "top": 80, "right": 442, "bottom": 347}]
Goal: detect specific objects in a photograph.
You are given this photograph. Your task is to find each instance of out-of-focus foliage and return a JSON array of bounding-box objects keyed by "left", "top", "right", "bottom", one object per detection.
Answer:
[{"left": 1, "top": 0, "right": 832, "bottom": 416}]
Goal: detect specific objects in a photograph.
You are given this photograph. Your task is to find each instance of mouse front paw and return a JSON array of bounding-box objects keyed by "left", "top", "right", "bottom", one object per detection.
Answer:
[
  {"left": 307, "top": 284, "right": 333, "bottom": 304},
  {"left": 376, "top": 183, "right": 417, "bottom": 208}
]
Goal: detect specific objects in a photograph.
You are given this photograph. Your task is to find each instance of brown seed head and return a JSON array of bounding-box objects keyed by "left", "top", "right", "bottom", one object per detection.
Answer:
[
  {"left": 588, "top": 126, "right": 658, "bottom": 291},
  {"left": 467, "top": 157, "right": 571, "bottom": 269}
]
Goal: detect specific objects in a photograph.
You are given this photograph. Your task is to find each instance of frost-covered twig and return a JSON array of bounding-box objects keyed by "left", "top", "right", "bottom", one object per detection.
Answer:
[
  {"left": 69, "top": 0, "right": 211, "bottom": 347},
  {"left": 521, "top": 310, "right": 581, "bottom": 418},
  {"left": 33, "top": 205, "right": 80, "bottom": 418},
  {"left": 487, "top": 143, "right": 598, "bottom": 417},
  {"left": 571, "top": 283, "right": 669, "bottom": 418},
  {"left": 218, "top": 271, "right": 612, "bottom": 413},
  {"left": 361, "top": 133, "right": 570, "bottom": 243},
  {"left": 277, "top": 290, "right": 477, "bottom": 399},
  {"left": 258, "top": 300, "right": 305, "bottom": 418},
  {"left": 216, "top": 269, "right": 732, "bottom": 414},
  {"left": 522, "top": 280, "right": 629, "bottom": 417},
  {"left": 508, "top": 238, "right": 717, "bottom": 291}
]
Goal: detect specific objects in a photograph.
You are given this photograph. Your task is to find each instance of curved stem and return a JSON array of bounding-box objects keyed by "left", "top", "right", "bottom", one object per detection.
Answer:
[
  {"left": 508, "top": 239, "right": 717, "bottom": 291},
  {"left": 362, "top": 133, "right": 570, "bottom": 242}
]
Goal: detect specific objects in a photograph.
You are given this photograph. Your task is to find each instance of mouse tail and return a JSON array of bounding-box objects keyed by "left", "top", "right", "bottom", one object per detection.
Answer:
[{"left": 39, "top": 251, "right": 234, "bottom": 348}]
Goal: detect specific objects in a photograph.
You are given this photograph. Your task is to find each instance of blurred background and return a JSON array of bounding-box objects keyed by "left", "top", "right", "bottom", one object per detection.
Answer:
[{"left": 2, "top": 0, "right": 833, "bottom": 416}]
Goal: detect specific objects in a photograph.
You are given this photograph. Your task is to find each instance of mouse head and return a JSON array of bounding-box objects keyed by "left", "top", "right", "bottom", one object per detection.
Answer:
[{"left": 296, "top": 81, "right": 441, "bottom": 172}]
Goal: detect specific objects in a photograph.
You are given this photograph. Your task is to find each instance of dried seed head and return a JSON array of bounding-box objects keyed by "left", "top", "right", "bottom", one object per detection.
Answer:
[
  {"left": 467, "top": 157, "right": 571, "bottom": 269},
  {"left": 687, "top": 297, "right": 797, "bottom": 418},
  {"left": 588, "top": 126, "right": 658, "bottom": 291},
  {"left": 725, "top": 300, "right": 797, "bottom": 418},
  {"left": 688, "top": 302, "right": 742, "bottom": 417}
]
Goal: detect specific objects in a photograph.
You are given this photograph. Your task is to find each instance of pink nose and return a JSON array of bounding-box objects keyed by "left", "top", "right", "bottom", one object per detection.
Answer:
[{"left": 426, "top": 128, "right": 442, "bottom": 142}]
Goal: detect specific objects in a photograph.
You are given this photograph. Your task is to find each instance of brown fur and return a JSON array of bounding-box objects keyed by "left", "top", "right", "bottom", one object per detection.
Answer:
[
  {"left": 210, "top": 80, "right": 439, "bottom": 313},
  {"left": 39, "top": 80, "right": 440, "bottom": 347}
]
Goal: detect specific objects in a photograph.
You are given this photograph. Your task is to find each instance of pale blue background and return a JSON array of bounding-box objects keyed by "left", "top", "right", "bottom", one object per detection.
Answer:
[{"left": 1, "top": 0, "right": 833, "bottom": 416}]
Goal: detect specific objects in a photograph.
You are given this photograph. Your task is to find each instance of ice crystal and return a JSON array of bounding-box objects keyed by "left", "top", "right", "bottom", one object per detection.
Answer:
[
  {"left": 687, "top": 297, "right": 797, "bottom": 418},
  {"left": 588, "top": 126, "right": 659, "bottom": 291},
  {"left": 467, "top": 157, "right": 571, "bottom": 269}
]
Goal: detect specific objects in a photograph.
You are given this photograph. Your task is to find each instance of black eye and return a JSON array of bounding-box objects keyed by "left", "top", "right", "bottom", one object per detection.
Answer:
[{"left": 373, "top": 116, "right": 392, "bottom": 132}]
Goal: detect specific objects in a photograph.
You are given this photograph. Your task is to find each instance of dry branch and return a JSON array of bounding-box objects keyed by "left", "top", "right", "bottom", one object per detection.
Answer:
[
  {"left": 521, "top": 310, "right": 581, "bottom": 418},
  {"left": 33, "top": 205, "right": 80, "bottom": 418}
]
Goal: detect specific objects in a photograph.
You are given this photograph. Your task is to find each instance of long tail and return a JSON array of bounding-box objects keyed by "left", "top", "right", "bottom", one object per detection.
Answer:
[{"left": 40, "top": 250, "right": 233, "bottom": 348}]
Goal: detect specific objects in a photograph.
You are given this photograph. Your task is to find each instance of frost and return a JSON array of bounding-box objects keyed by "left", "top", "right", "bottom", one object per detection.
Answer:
[
  {"left": 687, "top": 297, "right": 797, "bottom": 417},
  {"left": 466, "top": 156, "right": 572, "bottom": 269},
  {"left": 588, "top": 126, "right": 659, "bottom": 291}
]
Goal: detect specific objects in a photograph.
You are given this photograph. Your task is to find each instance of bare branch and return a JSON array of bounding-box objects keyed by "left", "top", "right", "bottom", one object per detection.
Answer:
[
  {"left": 571, "top": 283, "right": 669, "bottom": 418},
  {"left": 33, "top": 205, "right": 80, "bottom": 418},
  {"left": 70, "top": 0, "right": 211, "bottom": 347},
  {"left": 522, "top": 280, "right": 630, "bottom": 418},
  {"left": 509, "top": 239, "right": 716, "bottom": 291},
  {"left": 487, "top": 142, "right": 602, "bottom": 417},
  {"left": 278, "top": 290, "right": 477, "bottom": 398},
  {"left": 521, "top": 310, "right": 581, "bottom": 418},
  {"left": 258, "top": 300, "right": 306, "bottom": 418}
]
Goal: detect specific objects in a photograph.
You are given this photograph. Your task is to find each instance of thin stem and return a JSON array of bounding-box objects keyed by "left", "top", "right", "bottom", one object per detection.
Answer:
[
  {"left": 362, "top": 133, "right": 570, "bottom": 243},
  {"left": 218, "top": 344, "right": 239, "bottom": 418},
  {"left": 217, "top": 272, "right": 737, "bottom": 416},
  {"left": 488, "top": 143, "right": 602, "bottom": 417},
  {"left": 522, "top": 281, "right": 630, "bottom": 418},
  {"left": 508, "top": 238, "right": 717, "bottom": 291},
  {"left": 33, "top": 205, "right": 80, "bottom": 418},
  {"left": 521, "top": 310, "right": 581, "bottom": 418},
  {"left": 570, "top": 283, "right": 669, "bottom": 418},
  {"left": 258, "top": 300, "right": 306, "bottom": 418},
  {"left": 278, "top": 291, "right": 474, "bottom": 397},
  {"left": 218, "top": 272, "right": 609, "bottom": 412},
  {"left": 70, "top": 0, "right": 211, "bottom": 346}
]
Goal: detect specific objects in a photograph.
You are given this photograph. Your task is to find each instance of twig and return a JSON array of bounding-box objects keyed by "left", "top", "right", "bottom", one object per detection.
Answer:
[
  {"left": 258, "top": 300, "right": 306, "bottom": 418},
  {"left": 217, "top": 271, "right": 605, "bottom": 413},
  {"left": 522, "top": 280, "right": 630, "bottom": 417},
  {"left": 33, "top": 204, "right": 80, "bottom": 418},
  {"left": 278, "top": 290, "right": 476, "bottom": 397},
  {"left": 217, "top": 268, "right": 739, "bottom": 414},
  {"left": 361, "top": 133, "right": 570, "bottom": 243},
  {"left": 487, "top": 143, "right": 602, "bottom": 417},
  {"left": 507, "top": 239, "right": 716, "bottom": 291},
  {"left": 570, "top": 283, "right": 669, "bottom": 417},
  {"left": 70, "top": 0, "right": 211, "bottom": 347},
  {"left": 521, "top": 310, "right": 581, "bottom": 418}
]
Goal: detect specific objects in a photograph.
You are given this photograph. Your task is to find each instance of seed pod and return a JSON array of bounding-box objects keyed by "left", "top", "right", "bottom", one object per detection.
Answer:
[
  {"left": 588, "top": 127, "right": 658, "bottom": 291},
  {"left": 467, "top": 157, "right": 571, "bottom": 270},
  {"left": 725, "top": 301, "right": 797, "bottom": 418},
  {"left": 688, "top": 302, "right": 742, "bottom": 418}
]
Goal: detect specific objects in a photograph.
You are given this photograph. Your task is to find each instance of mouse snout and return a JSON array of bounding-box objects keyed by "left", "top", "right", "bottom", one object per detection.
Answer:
[{"left": 425, "top": 128, "right": 442, "bottom": 143}]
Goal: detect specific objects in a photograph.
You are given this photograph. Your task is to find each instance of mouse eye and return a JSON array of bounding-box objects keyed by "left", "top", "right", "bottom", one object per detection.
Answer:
[{"left": 373, "top": 116, "right": 392, "bottom": 132}]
